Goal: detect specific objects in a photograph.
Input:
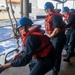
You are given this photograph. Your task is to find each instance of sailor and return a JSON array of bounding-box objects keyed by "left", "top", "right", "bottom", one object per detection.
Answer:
[
  {"left": 70, "top": 8, "right": 75, "bottom": 13},
  {"left": 44, "top": 2, "right": 66, "bottom": 75},
  {"left": 0, "top": 17, "right": 55, "bottom": 75},
  {"left": 62, "top": 6, "right": 75, "bottom": 62}
]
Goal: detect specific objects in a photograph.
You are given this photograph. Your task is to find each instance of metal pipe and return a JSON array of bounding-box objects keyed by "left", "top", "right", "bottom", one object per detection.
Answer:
[
  {"left": 21, "top": 0, "right": 23, "bottom": 17},
  {"left": 56, "top": 0, "right": 66, "bottom": 9},
  {"left": 22, "top": 0, "right": 29, "bottom": 17},
  {"left": 73, "top": 0, "right": 75, "bottom": 9},
  {"left": 56, "top": 3, "right": 58, "bottom": 9},
  {"left": 62, "top": 0, "right": 64, "bottom": 9},
  {"left": 54, "top": 0, "right": 67, "bottom": 3}
]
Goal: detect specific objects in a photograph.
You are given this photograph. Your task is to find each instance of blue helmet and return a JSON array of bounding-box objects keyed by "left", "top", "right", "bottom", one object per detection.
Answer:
[
  {"left": 62, "top": 6, "right": 69, "bottom": 12},
  {"left": 70, "top": 8, "right": 75, "bottom": 12},
  {"left": 44, "top": 2, "right": 54, "bottom": 10},
  {"left": 18, "top": 17, "right": 33, "bottom": 28}
]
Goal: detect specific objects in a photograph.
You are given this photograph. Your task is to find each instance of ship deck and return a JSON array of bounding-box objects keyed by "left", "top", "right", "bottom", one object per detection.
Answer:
[{"left": 0, "top": 54, "right": 75, "bottom": 75}]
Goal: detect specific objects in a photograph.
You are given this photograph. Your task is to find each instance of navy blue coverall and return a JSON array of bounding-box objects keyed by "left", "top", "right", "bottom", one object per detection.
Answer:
[
  {"left": 50, "top": 15, "right": 66, "bottom": 73},
  {"left": 11, "top": 34, "right": 55, "bottom": 75},
  {"left": 64, "top": 14, "right": 75, "bottom": 56}
]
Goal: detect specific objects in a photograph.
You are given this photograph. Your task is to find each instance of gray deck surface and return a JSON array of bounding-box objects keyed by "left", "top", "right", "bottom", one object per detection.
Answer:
[{"left": 0, "top": 55, "right": 75, "bottom": 75}]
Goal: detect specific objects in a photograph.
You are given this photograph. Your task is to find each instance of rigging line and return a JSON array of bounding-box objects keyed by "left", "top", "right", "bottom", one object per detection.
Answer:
[
  {"left": 5, "top": 0, "right": 15, "bottom": 35},
  {"left": 9, "top": 0, "right": 18, "bottom": 28},
  {"left": 5, "top": 0, "right": 20, "bottom": 48},
  {"left": 21, "top": 0, "right": 23, "bottom": 17},
  {"left": 0, "top": 37, "right": 13, "bottom": 42},
  {"left": 9, "top": 0, "right": 20, "bottom": 48},
  {"left": 0, "top": 24, "right": 16, "bottom": 28}
]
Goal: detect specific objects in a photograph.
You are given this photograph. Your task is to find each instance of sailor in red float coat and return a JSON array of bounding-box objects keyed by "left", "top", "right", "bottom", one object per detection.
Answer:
[
  {"left": 44, "top": 12, "right": 65, "bottom": 35},
  {"left": 44, "top": 2, "right": 66, "bottom": 75},
  {"left": 0, "top": 17, "right": 55, "bottom": 75},
  {"left": 62, "top": 7, "right": 75, "bottom": 62}
]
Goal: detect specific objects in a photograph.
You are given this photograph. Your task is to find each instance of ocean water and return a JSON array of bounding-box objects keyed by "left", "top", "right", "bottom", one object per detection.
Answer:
[
  {"left": 0, "top": 27, "right": 18, "bottom": 53},
  {"left": 0, "top": 19, "right": 45, "bottom": 53},
  {"left": 0, "top": 19, "right": 19, "bottom": 53}
]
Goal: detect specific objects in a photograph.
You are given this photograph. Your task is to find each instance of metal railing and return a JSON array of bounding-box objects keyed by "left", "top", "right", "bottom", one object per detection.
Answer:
[
  {"left": 0, "top": 48, "right": 19, "bottom": 65},
  {"left": 0, "top": 23, "right": 20, "bottom": 65}
]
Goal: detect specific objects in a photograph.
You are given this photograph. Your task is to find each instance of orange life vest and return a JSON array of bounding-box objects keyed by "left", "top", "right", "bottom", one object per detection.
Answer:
[
  {"left": 22, "top": 25, "right": 53, "bottom": 58},
  {"left": 64, "top": 12, "right": 75, "bottom": 21},
  {"left": 44, "top": 12, "right": 65, "bottom": 34}
]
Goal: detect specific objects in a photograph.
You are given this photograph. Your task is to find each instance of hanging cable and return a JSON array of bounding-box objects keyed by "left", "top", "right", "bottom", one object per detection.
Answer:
[
  {"left": 9, "top": 0, "right": 20, "bottom": 48},
  {"left": 21, "top": 0, "right": 23, "bottom": 17},
  {"left": 5, "top": 0, "right": 20, "bottom": 48},
  {"left": 5, "top": 0, "right": 15, "bottom": 35},
  {"left": 9, "top": 0, "right": 18, "bottom": 28}
]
